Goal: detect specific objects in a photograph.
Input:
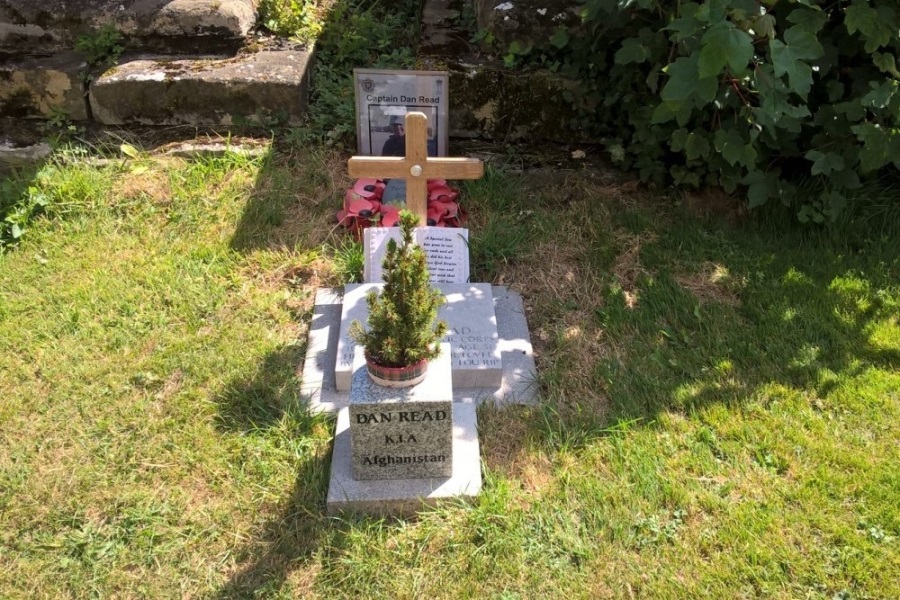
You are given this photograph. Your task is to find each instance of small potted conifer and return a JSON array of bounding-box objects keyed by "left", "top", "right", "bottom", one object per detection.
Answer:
[{"left": 349, "top": 210, "right": 448, "bottom": 387}]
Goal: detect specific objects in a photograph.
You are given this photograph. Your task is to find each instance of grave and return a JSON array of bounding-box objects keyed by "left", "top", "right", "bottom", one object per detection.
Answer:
[
  {"left": 327, "top": 348, "right": 481, "bottom": 515},
  {"left": 321, "top": 110, "right": 535, "bottom": 516}
]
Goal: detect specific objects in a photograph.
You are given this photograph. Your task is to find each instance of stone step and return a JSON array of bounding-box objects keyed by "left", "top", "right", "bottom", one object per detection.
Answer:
[
  {"left": 0, "top": 46, "right": 315, "bottom": 125},
  {"left": 0, "top": 0, "right": 257, "bottom": 57},
  {"left": 0, "top": 53, "right": 88, "bottom": 120},
  {"left": 89, "top": 48, "right": 313, "bottom": 126}
]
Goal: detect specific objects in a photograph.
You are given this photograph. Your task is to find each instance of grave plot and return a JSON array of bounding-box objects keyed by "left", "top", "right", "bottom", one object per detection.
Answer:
[{"left": 299, "top": 109, "right": 538, "bottom": 516}]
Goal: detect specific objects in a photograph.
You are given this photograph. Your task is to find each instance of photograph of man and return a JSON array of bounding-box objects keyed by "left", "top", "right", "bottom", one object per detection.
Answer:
[
  {"left": 381, "top": 115, "right": 406, "bottom": 156},
  {"left": 375, "top": 112, "right": 441, "bottom": 205}
]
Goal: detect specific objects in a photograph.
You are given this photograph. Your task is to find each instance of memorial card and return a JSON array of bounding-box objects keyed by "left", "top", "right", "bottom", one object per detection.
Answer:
[
  {"left": 354, "top": 69, "right": 449, "bottom": 157},
  {"left": 364, "top": 227, "right": 469, "bottom": 284}
]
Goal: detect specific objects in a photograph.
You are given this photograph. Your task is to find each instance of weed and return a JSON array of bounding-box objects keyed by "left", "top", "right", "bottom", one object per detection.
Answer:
[
  {"left": 259, "top": 0, "right": 328, "bottom": 41},
  {"left": 39, "top": 107, "right": 85, "bottom": 145},
  {"left": 329, "top": 235, "right": 363, "bottom": 283},
  {"left": 75, "top": 24, "right": 123, "bottom": 70}
]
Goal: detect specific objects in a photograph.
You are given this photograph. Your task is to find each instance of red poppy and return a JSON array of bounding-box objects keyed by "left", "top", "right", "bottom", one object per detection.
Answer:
[
  {"left": 352, "top": 178, "right": 385, "bottom": 199},
  {"left": 337, "top": 196, "right": 380, "bottom": 236},
  {"left": 338, "top": 178, "right": 466, "bottom": 236}
]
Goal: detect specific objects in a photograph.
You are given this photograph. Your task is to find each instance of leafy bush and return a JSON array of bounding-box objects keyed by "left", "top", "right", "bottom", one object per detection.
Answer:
[
  {"left": 512, "top": 0, "right": 900, "bottom": 221},
  {"left": 75, "top": 24, "right": 123, "bottom": 69},
  {"left": 259, "top": 0, "right": 326, "bottom": 41},
  {"left": 272, "top": 0, "right": 419, "bottom": 145}
]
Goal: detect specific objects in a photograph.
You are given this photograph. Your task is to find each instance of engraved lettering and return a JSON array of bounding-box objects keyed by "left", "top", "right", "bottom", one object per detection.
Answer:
[{"left": 363, "top": 454, "right": 447, "bottom": 467}]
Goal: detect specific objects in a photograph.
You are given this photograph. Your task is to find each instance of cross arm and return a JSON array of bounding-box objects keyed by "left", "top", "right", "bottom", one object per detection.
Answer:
[
  {"left": 423, "top": 158, "right": 484, "bottom": 180},
  {"left": 348, "top": 156, "right": 410, "bottom": 180}
]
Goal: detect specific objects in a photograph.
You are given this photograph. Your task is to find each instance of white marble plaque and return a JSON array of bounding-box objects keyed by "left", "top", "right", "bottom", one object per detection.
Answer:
[{"left": 363, "top": 227, "right": 469, "bottom": 284}]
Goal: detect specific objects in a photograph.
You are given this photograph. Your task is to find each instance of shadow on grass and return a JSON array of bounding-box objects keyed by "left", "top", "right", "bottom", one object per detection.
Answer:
[
  {"left": 534, "top": 201, "right": 900, "bottom": 442},
  {"left": 229, "top": 147, "right": 341, "bottom": 253},
  {"left": 212, "top": 343, "right": 348, "bottom": 597},
  {"left": 214, "top": 443, "right": 343, "bottom": 598},
  {"left": 214, "top": 343, "right": 308, "bottom": 433}
]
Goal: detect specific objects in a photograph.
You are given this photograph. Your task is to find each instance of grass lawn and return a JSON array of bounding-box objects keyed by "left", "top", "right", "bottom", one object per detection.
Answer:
[{"left": 0, "top": 140, "right": 897, "bottom": 598}]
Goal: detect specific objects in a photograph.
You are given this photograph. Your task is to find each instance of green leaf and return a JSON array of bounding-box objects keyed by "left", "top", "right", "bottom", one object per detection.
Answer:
[
  {"left": 769, "top": 27, "right": 823, "bottom": 97},
  {"left": 699, "top": 22, "right": 753, "bottom": 78},
  {"left": 805, "top": 150, "right": 845, "bottom": 176},
  {"left": 743, "top": 170, "right": 771, "bottom": 209},
  {"left": 684, "top": 132, "right": 711, "bottom": 160},
  {"left": 714, "top": 128, "right": 756, "bottom": 168},
  {"left": 120, "top": 143, "right": 141, "bottom": 159},
  {"left": 822, "top": 190, "right": 847, "bottom": 217},
  {"left": 10, "top": 223, "right": 22, "bottom": 239},
  {"left": 550, "top": 27, "right": 570, "bottom": 50},
  {"left": 508, "top": 40, "right": 531, "bottom": 55},
  {"left": 845, "top": 1, "right": 894, "bottom": 52},
  {"left": 695, "top": 0, "right": 727, "bottom": 24},
  {"left": 873, "top": 53, "right": 900, "bottom": 79},
  {"left": 757, "top": 86, "right": 811, "bottom": 133},
  {"left": 670, "top": 128, "right": 690, "bottom": 152},
  {"left": 852, "top": 123, "right": 891, "bottom": 172},
  {"left": 650, "top": 102, "right": 676, "bottom": 124},
  {"left": 787, "top": 8, "right": 827, "bottom": 35},
  {"left": 615, "top": 38, "right": 650, "bottom": 65},
  {"left": 845, "top": 2, "right": 878, "bottom": 37},
  {"left": 861, "top": 80, "right": 896, "bottom": 108},
  {"left": 661, "top": 53, "right": 718, "bottom": 109},
  {"left": 751, "top": 14, "right": 777, "bottom": 40}
]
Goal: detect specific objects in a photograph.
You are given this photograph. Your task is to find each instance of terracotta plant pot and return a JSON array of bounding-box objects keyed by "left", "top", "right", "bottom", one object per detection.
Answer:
[{"left": 365, "top": 353, "right": 429, "bottom": 388}]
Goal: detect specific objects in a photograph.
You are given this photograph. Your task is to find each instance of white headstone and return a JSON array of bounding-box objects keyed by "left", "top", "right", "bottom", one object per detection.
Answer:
[{"left": 364, "top": 227, "right": 470, "bottom": 283}]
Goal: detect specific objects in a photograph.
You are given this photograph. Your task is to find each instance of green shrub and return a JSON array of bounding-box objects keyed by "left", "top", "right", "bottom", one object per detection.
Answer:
[
  {"left": 510, "top": 0, "right": 900, "bottom": 221},
  {"left": 349, "top": 211, "right": 448, "bottom": 367},
  {"left": 259, "top": 0, "right": 325, "bottom": 41}
]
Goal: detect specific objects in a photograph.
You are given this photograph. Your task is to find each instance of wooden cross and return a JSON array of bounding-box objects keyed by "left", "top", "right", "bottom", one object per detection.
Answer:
[{"left": 348, "top": 112, "right": 484, "bottom": 226}]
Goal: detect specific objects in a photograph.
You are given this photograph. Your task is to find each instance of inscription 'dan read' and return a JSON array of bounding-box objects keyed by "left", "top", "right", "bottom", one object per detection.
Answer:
[{"left": 355, "top": 410, "right": 448, "bottom": 424}]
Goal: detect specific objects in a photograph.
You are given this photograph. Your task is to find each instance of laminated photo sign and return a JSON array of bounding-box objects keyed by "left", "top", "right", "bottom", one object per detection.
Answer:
[{"left": 354, "top": 69, "right": 449, "bottom": 157}]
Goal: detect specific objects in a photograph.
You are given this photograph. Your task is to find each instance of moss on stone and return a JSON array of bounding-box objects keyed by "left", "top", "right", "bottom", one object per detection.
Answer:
[{"left": 448, "top": 62, "right": 589, "bottom": 142}]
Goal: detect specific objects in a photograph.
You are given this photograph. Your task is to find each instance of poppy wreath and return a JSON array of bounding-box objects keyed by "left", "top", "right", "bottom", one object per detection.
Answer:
[{"left": 337, "top": 178, "right": 467, "bottom": 238}]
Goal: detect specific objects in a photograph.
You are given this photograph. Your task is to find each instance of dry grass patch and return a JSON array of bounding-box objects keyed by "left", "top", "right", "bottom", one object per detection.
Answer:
[
  {"left": 675, "top": 261, "right": 741, "bottom": 307},
  {"left": 478, "top": 406, "right": 554, "bottom": 499},
  {"left": 611, "top": 229, "right": 656, "bottom": 306},
  {"left": 115, "top": 164, "right": 173, "bottom": 205}
]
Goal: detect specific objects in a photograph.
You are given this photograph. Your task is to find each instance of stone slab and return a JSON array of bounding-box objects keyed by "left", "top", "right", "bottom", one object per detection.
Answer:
[
  {"left": 0, "top": 140, "right": 51, "bottom": 171},
  {"left": 89, "top": 48, "right": 313, "bottom": 126},
  {"left": 301, "top": 286, "right": 537, "bottom": 413},
  {"left": 336, "top": 283, "right": 501, "bottom": 391},
  {"left": 326, "top": 402, "right": 481, "bottom": 517},
  {"left": 350, "top": 345, "right": 453, "bottom": 480},
  {"left": 300, "top": 288, "right": 343, "bottom": 410},
  {"left": 0, "top": 53, "right": 87, "bottom": 120},
  {"left": 0, "top": 0, "right": 256, "bottom": 55}
]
